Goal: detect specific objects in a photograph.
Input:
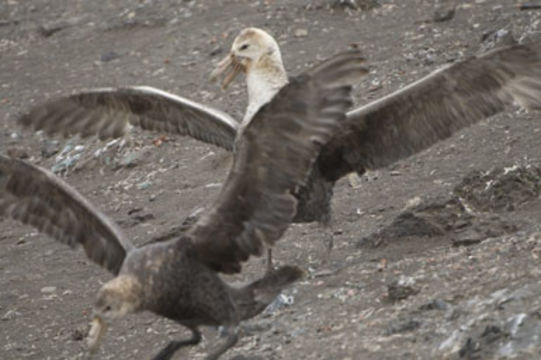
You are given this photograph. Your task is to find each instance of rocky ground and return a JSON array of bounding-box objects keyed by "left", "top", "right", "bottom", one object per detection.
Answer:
[{"left": 2, "top": 0, "right": 541, "bottom": 359}]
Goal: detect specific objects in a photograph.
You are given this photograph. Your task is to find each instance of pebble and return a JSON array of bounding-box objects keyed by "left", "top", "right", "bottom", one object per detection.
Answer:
[
  {"left": 41, "top": 140, "right": 60, "bottom": 158},
  {"left": 385, "top": 319, "right": 422, "bottom": 335},
  {"left": 263, "top": 293, "right": 295, "bottom": 315},
  {"left": 118, "top": 151, "right": 140, "bottom": 168},
  {"left": 387, "top": 276, "right": 419, "bottom": 301},
  {"left": 433, "top": 5, "right": 455, "bottom": 23},
  {"left": 2, "top": 310, "right": 21, "bottom": 321},
  {"left": 419, "top": 299, "right": 450, "bottom": 311},
  {"left": 294, "top": 29, "right": 308, "bottom": 37},
  {"left": 101, "top": 51, "right": 121, "bottom": 62},
  {"left": 40, "top": 286, "right": 56, "bottom": 294},
  {"left": 137, "top": 181, "right": 152, "bottom": 190},
  {"left": 209, "top": 45, "right": 223, "bottom": 56}
]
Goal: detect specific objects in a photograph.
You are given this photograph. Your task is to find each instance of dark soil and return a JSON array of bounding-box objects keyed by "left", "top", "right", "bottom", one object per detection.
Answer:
[{"left": 2, "top": 1, "right": 541, "bottom": 359}]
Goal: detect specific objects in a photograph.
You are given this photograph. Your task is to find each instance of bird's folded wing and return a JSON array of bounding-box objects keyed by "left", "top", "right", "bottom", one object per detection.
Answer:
[
  {"left": 0, "top": 155, "right": 131, "bottom": 274},
  {"left": 188, "top": 50, "right": 367, "bottom": 273},
  {"left": 19, "top": 86, "right": 239, "bottom": 150},
  {"left": 319, "top": 40, "right": 541, "bottom": 181}
]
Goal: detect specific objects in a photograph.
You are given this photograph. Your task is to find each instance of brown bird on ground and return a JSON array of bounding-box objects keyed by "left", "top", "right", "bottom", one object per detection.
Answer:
[
  {"left": 18, "top": 28, "right": 541, "bottom": 267},
  {"left": 1, "top": 50, "right": 367, "bottom": 359}
]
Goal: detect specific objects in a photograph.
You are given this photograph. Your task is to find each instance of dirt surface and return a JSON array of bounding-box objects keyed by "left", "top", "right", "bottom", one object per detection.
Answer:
[{"left": 2, "top": 1, "right": 541, "bottom": 359}]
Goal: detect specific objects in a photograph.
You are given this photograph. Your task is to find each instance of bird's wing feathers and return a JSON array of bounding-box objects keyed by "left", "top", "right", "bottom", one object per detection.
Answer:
[
  {"left": 187, "top": 50, "right": 367, "bottom": 273},
  {"left": 19, "top": 86, "right": 239, "bottom": 150},
  {"left": 320, "top": 41, "right": 541, "bottom": 181},
  {"left": 0, "top": 155, "right": 131, "bottom": 274}
]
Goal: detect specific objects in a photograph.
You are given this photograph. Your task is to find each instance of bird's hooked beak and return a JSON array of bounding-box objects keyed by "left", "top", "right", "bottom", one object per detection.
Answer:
[
  {"left": 210, "top": 53, "right": 245, "bottom": 89},
  {"left": 87, "top": 315, "right": 108, "bottom": 353}
]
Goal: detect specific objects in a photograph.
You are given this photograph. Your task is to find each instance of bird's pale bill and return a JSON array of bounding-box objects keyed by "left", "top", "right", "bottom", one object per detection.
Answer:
[
  {"left": 210, "top": 53, "right": 245, "bottom": 89},
  {"left": 87, "top": 316, "right": 107, "bottom": 353}
]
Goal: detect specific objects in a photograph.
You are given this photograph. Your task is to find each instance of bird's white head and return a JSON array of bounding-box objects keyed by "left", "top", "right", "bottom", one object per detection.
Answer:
[
  {"left": 230, "top": 27, "right": 282, "bottom": 65},
  {"left": 211, "top": 27, "right": 285, "bottom": 89},
  {"left": 86, "top": 275, "right": 143, "bottom": 353},
  {"left": 211, "top": 27, "right": 288, "bottom": 124}
]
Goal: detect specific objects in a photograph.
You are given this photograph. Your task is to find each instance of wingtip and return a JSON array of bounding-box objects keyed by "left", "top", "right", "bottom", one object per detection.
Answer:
[{"left": 306, "top": 48, "right": 370, "bottom": 88}]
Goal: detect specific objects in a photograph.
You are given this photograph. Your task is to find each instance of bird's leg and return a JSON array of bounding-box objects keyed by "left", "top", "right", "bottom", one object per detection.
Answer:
[
  {"left": 265, "top": 248, "right": 274, "bottom": 274},
  {"left": 206, "top": 326, "right": 239, "bottom": 360},
  {"left": 151, "top": 326, "right": 202, "bottom": 360},
  {"left": 320, "top": 219, "right": 334, "bottom": 265}
]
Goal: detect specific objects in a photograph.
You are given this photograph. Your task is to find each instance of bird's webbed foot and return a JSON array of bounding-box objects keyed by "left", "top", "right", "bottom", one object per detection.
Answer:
[{"left": 206, "top": 325, "right": 239, "bottom": 360}]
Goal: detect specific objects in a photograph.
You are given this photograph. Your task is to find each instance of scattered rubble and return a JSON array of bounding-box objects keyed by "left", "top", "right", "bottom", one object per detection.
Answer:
[
  {"left": 454, "top": 166, "right": 541, "bottom": 212},
  {"left": 387, "top": 276, "right": 419, "bottom": 302},
  {"left": 360, "top": 166, "right": 540, "bottom": 248}
]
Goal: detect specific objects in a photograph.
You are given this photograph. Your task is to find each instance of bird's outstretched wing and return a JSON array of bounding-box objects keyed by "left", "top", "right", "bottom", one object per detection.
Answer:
[
  {"left": 0, "top": 155, "right": 132, "bottom": 274},
  {"left": 187, "top": 50, "right": 368, "bottom": 273},
  {"left": 319, "top": 41, "right": 541, "bottom": 181},
  {"left": 19, "top": 86, "right": 239, "bottom": 150}
]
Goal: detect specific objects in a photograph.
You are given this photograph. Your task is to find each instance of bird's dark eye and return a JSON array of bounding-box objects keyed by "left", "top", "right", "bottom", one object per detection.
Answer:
[
  {"left": 239, "top": 44, "right": 250, "bottom": 51},
  {"left": 104, "top": 305, "right": 112, "bottom": 312}
]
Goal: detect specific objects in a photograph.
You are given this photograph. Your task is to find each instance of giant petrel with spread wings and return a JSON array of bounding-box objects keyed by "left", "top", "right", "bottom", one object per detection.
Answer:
[
  {"left": 1, "top": 51, "right": 366, "bottom": 359},
  {"left": 18, "top": 28, "right": 541, "bottom": 260}
]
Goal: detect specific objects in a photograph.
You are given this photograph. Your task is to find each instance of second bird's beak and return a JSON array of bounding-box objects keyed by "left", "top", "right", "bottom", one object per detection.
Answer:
[
  {"left": 87, "top": 315, "right": 108, "bottom": 353},
  {"left": 210, "top": 53, "right": 245, "bottom": 89}
]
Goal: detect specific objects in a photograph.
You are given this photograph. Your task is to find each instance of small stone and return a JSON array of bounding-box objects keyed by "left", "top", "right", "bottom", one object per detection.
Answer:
[
  {"left": 101, "top": 51, "right": 120, "bottom": 62},
  {"left": 41, "top": 140, "right": 60, "bottom": 158},
  {"left": 387, "top": 276, "right": 419, "bottom": 301},
  {"left": 295, "top": 29, "right": 308, "bottom": 37},
  {"left": 331, "top": 0, "right": 380, "bottom": 10},
  {"left": 118, "top": 151, "right": 140, "bottom": 168},
  {"left": 209, "top": 45, "right": 223, "bottom": 57},
  {"left": 38, "top": 17, "right": 82, "bottom": 37},
  {"left": 433, "top": 6, "right": 456, "bottom": 22},
  {"left": 404, "top": 196, "right": 422, "bottom": 210},
  {"left": 40, "top": 286, "right": 56, "bottom": 294},
  {"left": 126, "top": 207, "right": 155, "bottom": 225},
  {"left": 385, "top": 319, "right": 421, "bottom": 335},
  {"left": 506, "top": 313, "right": 527, "bottom": 337},
  {"left": 452, "top": 229, "right": 484, "bottom": 247},
  {"left": 419, "top": 299, "right": 450, "bottom": 311},
  {"left": 51, "top": 155, "right": 81, "bottom": 174},
  {"left": 137, "top": 181, "right": 152, "bottom": 190},
  {"left": 72, "top": 327, "right": 86, "bottom": 341},
  {"left": 348, "top": 173, "right": 362, "bottom": 188},
  {"left": 263, "top": 293, "right": 295, "bottom": 315},
  {"left": 2, "top": 310, "right": 21, "bottom": 321}
]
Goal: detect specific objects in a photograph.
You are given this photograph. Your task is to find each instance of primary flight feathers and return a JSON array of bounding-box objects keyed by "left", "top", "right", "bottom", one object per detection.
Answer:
[
  {"left": 322, "top": 41, "right": 541, "bottom": 178},
  {"left": 0, "top": 155, "right": 131, "bottom": 274},
  {"left": 17, "top": 34, "right": 541, "bottom": 230},
  {"left": 19, "top": 86, "right": 240, "bottom": 150}
]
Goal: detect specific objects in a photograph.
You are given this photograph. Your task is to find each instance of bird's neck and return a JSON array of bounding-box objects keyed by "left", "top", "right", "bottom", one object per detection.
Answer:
[{"left": 242, "top": 52, "right": 288, "bottom": 126}]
